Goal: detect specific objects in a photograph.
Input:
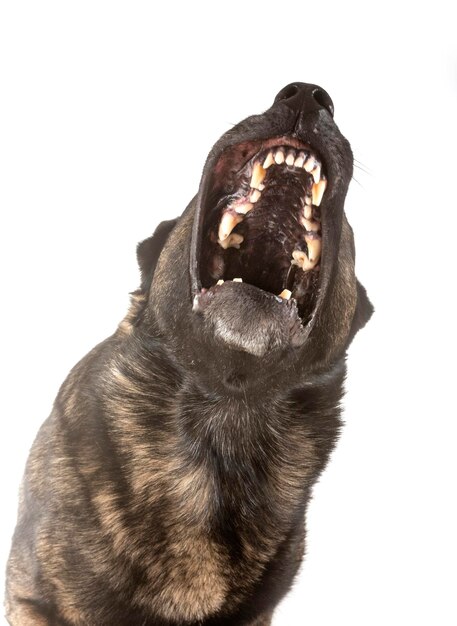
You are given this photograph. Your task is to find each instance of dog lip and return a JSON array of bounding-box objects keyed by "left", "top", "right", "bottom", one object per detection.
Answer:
[
  {"left": 193, "top": 280, "right": 298, "bottom": 312},
  {"left": 192, "top": 280, "right": 309, "bottom": 352}
]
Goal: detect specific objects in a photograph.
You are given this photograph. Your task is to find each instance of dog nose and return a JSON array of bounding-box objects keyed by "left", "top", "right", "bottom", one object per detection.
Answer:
[{"left": 273, "top": 82, "right": 334, "bottom": 117}]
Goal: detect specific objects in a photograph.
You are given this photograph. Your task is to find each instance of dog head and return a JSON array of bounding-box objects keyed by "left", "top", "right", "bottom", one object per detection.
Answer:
[{"left": 136, "top": 83, "right": 373, "bottom": 392}]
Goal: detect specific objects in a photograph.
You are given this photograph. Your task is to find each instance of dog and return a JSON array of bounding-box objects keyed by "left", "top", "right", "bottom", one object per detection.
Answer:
[{"left": 5, "top": 82, "right": 373, "bottom": 625}]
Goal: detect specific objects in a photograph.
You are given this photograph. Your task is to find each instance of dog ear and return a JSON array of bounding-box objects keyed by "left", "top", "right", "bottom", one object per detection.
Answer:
[
  {"left": 348, "top": 279, "right": 374, "bottom": 343},
  {"left": 137, "top": 218, "right": 178, "bottom": 291}
]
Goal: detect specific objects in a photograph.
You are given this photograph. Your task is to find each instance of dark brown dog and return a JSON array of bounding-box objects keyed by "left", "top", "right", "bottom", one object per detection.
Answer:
[{"left": 5, "top": 83, "right": 372, "bottom": 625}]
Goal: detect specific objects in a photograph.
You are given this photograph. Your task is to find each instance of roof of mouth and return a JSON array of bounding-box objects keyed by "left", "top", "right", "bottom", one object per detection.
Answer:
[{"left": 198, "top": 142, "right": 329, "bottom": 322}]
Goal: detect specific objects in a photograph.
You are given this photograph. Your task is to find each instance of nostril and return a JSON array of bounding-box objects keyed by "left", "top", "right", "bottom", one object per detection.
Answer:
[
  {"left": 273, "top": 82, "right": 335, "bottom": 117},
  {"left": 274, "top": 83, "right": 301, "bottom": 104},
  {"left": 312, "top": 88, "right": 334, "bottom": 117}
]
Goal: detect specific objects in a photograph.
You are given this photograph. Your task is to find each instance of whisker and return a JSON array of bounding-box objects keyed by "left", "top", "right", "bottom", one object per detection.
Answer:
[
  {"left": 353, "top": 159, "right": 372, "bottom": 176},
  {"left": 351, "top": 175, "right": 364, "bottom": 188}
]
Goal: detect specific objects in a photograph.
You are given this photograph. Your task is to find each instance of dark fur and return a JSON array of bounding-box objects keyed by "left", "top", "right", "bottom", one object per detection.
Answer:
[{"left": 5, "top": 84, "right": 372, "bottom": 625}]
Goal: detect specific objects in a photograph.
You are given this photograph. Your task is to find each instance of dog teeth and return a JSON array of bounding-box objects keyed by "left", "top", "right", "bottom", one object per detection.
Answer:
[
  {"left": 291, "top": 250, "right": 315, "bottom": 271},
  {"left": 304, "top": 204, "right": 313, "bottom": 220},
  {"left": 216, "top": 279, "right": 224, "bottom": 285},
  {"left": 250, "top": 162, "right": 266, "bottom": 190},
  {"left": 218, "top": 211, "right": 243, "bottom": 241},
  {"left": 263, "top": 152, "right": 275, "bottom": 168},
  {"left": 274, "top": 149, "right": 285, "bottom": 164},
  {"left": 294, "top": 152, "right": 305, "bottom": 168},
  {"left": 304, "top": 156, "right": 316, "bottom": 173},
  {"left": 250, "top": 189, "right": 261, "bottom": 203},
  {"left": 311, "top": 164, "right": 321, "bottom": 184},
  {"left": 305, "top": 235, "right": 321, "bottom": 264},
  {"left": 235, "top": 202, "right": 253, "bottom": 215},
  {"left": 285, "top": 150, "right": 295, "bottom": 166},
  {"left": 312, "top": 178, "right": 327, "bottom": 206},
  {"left": 217, "top": 233, "right": 244, "bottom": 249},
  {"left": 233, "top": 277, "right": 243, "bottom": 282},
  {"left": 279, "top": 289, "right": 292, "bottom": 300},
  {"left": 301, "top": 217, "right": 320, "bottom": 232}
]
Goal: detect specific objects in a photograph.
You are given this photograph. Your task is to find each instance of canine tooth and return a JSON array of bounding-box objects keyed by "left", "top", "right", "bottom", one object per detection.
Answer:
[
  {"left": 216, "top": 279, "right": 224, "bottom": 285},
  {"left": 279, "top": 289, "right": 292, "bottom": 300},
  {"left": 286, "top": 150, "right": 295, "bottom": 166},
  {"left": 312, "top": 178, "right": 327, "bottom": 206},
  {"left": 304, "top": 156, "right": 315, "bottom": 172},
  {"left": 235, "top": 202, "right": 253, "bottom": 215},
  {"left": 292, "top": 250, "right": 315, "bottom": 271},
  {"left": 258, "top": 183, "right": 265, "bottom": 191},
  {"left": 311, "top": 164, "right": 321, "bottom": 183},
  {"left": 263, "top": 152, "right": 275, "bottom": 168},
  {"left": 218, "top": 211, "right": 243, "bottom": 241},
  {"left": 274, "top": 149, "right": 285, "bottom": 164},
  {"left": 304, "top": 195, "right": 312, "bottom": 206},
  {"left": 250, "top": 162, "right": 266, "bottom": 190},
  {"left": 305, "top": 235, "right": 321, "bottom": 263},
  {"left": 311, "top": 184, "right": 320, "bottom": 206},
  {"left": 233, "top": 277, "right": 243, "bottom": 282},
  {"left": 217, "top": 233, "right": 244, "bottom": 250},
  {"left": 294, "top": 152, "right": 305, "bottom": 168},
  {"left": 304, "top": 204, "right": 313, "bottom": 220},
  {"left": 250, "top": 189, "right": 261, "bottom": 203},
  {"left": 302, "top": 217, "right": 320, "bottom": 232}
]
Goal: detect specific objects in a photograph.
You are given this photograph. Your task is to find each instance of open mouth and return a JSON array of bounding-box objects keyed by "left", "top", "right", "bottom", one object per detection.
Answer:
[{"left": 197, "top": 138, "right": 327, "bottom": 324}]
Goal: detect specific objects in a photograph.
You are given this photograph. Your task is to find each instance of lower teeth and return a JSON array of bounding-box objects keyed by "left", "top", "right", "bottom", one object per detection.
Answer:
[{"left": 279, "top": 289, "right": 292, "bottom": 300}]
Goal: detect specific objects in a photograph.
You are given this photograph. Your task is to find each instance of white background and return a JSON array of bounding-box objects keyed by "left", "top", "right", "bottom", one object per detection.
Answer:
[{"left": 1, "top": 2, "right": 456, "bottom": 624}]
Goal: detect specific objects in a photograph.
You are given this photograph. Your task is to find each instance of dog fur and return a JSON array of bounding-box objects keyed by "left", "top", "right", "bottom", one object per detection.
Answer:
[{"left": 5, "top": 83, "right": 372, "bottom": 625}]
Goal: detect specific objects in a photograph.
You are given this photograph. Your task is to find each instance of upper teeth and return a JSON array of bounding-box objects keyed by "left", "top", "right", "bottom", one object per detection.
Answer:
[
  {"left": 235, "top": 201, "right": 254, "bottom": 215},
  {"left": 304, "top": 235, "right": 321, "bottom": 264},
  {"left": 263, "top": 147, "right": 322, "bottom": 179},
  {"left": 251, "top": 148, "right": 326, "bottom": 212},
  {"left": 311, "top": 164, "right": 321, "bottom": 184},
  {"left": 274, "top": 149, "right": 285, "bottom": 164},
  {"left": 304, "top": 156, "right": 316, "bottom": 173},
  {"left": 218, "top": 211, "right": 243, "bottom": 242},
  {"left": 291, "top": 249, "right": 316, "bottom": 271},
  {"left": 285, "top": 150, "right": 295, "bottom": 166},
  {"left": 301, "top": 216, "right": 320, "bottom": 232},
  {"left": 249, "top": 189, "right": 261, "bottom": 203},
  {"left": 218, "top": 146, "right": 326, "bottom": 248},
  {"left": 214, "top": 144, "right": 326, "bottom": 286},
  {"left": 263, "top": 152, "right": 275, "bottom": 168},
  {"left": 312, "top": 178, "right": 327, "bottom": 206},
  {"left": 250, "top": 162, "right": 267, "bottom": 190},
  {"left": 294, "top": 153, "right": 305, "bottom": 168}
]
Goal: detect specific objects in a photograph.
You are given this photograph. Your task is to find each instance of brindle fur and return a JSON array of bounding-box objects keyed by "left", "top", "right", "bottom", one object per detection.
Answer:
[{"left": 5, "top": 83, "right": 373, "bottom": 625}]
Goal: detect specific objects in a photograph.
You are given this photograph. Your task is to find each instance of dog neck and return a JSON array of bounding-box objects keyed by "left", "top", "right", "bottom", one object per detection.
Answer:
[{"left": 105, "top": 330, "right": 344, "bottom": 524}]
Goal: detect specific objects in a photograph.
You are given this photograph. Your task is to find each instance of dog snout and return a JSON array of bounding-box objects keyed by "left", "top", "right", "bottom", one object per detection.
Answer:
[{"left": 273, "top": 82, "right": 334, "bottom": 118}]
